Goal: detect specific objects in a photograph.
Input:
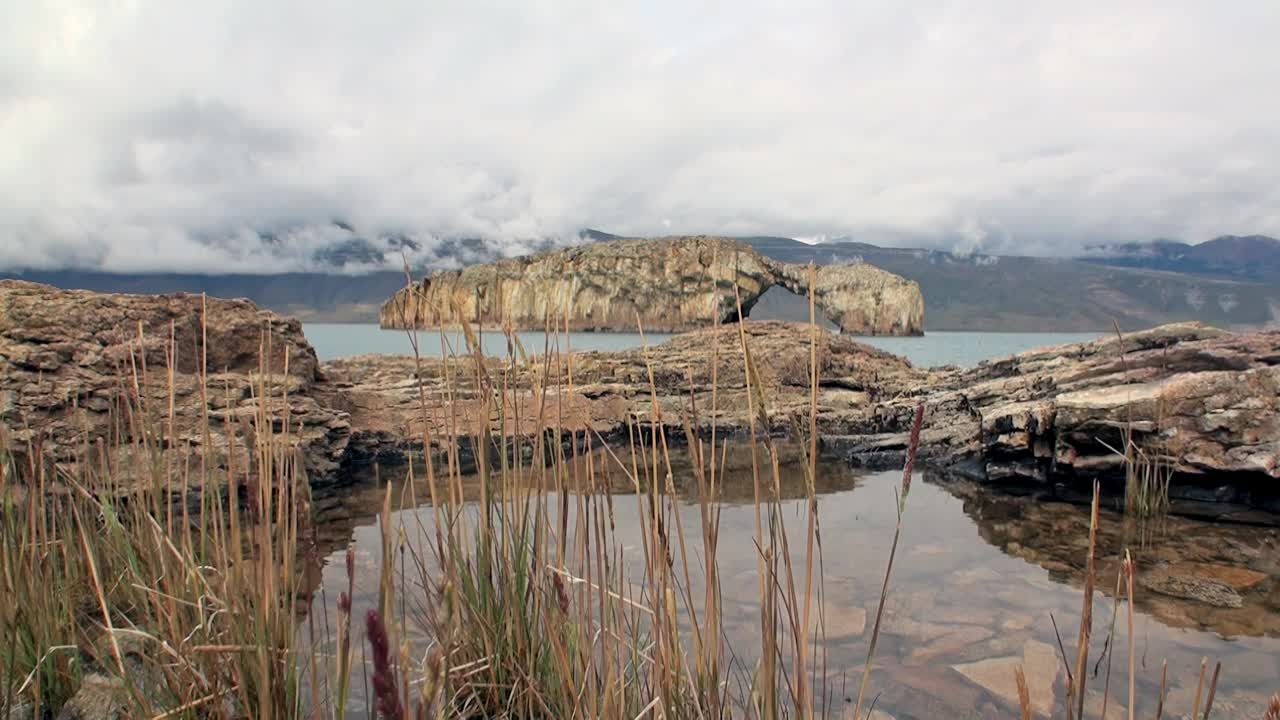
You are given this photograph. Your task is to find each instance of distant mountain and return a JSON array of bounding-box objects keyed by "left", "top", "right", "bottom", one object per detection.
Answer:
[
  {"left": 738, "top": 236, "right": 1280, "bottom": 332},
  {"left": 3, "top": 224, "right": 588, "bottom": 322},
  {"left": 1078, "top": 235, "right": 1280, "bottom": 283},
  {"left": 2, "top": 269, "right": 409, "bottom": 322},
  {"left": 5, "top": 231, "right": 1278, "bottom": 331}
]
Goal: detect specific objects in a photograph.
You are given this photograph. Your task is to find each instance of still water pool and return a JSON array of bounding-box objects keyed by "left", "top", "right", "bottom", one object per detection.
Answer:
[{"left": 304, "top": 446, "right": 1280, "bottom": 718}]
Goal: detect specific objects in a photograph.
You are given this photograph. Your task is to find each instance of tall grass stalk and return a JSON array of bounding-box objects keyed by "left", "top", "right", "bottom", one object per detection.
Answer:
[
  {"left": 1, "top": 306, "right": 310, "bottom": 718},
  {"left": 1, "top": 285, "right": 1233, "bottom": 718}
]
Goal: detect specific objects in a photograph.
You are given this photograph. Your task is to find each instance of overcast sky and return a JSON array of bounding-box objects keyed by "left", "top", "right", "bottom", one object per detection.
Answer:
[{"left": 3, "top": 1, "right": 1279, "bottom": 273}]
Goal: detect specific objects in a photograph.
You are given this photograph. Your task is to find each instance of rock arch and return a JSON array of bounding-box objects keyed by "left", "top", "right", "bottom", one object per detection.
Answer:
[{"left": 381, "top": 236, "right": 924, "bottom": 336}]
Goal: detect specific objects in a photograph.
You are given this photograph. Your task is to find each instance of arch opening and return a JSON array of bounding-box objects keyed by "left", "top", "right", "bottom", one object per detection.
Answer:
[{"left": 741, "top": 285, "right": 840, "bottom": 330}]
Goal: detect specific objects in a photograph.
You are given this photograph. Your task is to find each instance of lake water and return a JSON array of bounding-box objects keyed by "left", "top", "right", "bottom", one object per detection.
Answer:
[
  {"left": 304, "top": 322, "right": 1102, "bottom": 368},
  {"left": 304, "top": 446, "right": 1280, "bottom": 718},
  {"left": 299, "top": 321, "right": 1276, "bottom": 717}
]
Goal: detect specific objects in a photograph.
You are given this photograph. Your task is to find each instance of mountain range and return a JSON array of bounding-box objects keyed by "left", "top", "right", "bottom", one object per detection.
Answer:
[
  {"left": 5, "top": 231, "right": 1278, "bottom": 332},
  {"left": 1078, "top": 235, "right": 1280, "bottom": 283}
]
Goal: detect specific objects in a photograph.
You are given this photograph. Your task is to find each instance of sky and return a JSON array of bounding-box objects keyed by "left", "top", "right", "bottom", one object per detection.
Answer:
[{"left": 3, "top": 1, "right": 1279, "bottom": 273}]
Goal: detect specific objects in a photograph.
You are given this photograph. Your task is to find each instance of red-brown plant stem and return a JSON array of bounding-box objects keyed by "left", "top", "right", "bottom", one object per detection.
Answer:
[{"left": 366, "top": 609, "right": 405, "bottom": 720}]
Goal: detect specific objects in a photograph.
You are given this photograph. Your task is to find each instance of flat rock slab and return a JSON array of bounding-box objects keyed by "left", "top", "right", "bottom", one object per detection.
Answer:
[{"left": 952, "top": 638, "right": 1061, "bottom": 718}]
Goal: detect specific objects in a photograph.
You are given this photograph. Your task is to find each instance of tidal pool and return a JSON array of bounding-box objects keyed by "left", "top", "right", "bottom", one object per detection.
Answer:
[{"left": 303, "top": 445, "right": 1280, "bottom": 719}]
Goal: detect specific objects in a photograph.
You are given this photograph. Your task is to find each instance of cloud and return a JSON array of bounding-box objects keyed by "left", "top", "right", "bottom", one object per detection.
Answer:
[{"left": 3, "top": 0, "right": 1279, "bottom": 272}]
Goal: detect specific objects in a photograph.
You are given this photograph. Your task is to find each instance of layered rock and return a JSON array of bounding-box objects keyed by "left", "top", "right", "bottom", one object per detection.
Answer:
[
  {"left": 380, "top": 236, "right": 925, "bottom": 335},
  {"left": 0, "top": 280, "right": 351, "bottom": 482},
  {"left": 6, "top": 278, "right": 1277, "bottom": 509},
  {"left": 827, "top": 323, "right": 1280, "bottom": 498},
  {"left": 334, "top": 320, "right": 1280, "bottom": 509},
  {"left": 323, "top": 320, "right": 924, "bottom": 466}
]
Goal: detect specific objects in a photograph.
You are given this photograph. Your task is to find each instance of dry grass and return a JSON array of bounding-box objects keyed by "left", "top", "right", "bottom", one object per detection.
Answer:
[
  {"left": 1, "top": 322, "right": 308, "bottom": 718},
  {"left": 1, "top": 278, "right": 1253, "bottom": 719}
]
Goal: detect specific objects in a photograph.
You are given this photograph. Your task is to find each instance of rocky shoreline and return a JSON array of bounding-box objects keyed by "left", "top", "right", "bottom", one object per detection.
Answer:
[{"left": 3, "top": 279, "right": 1277, "bottom": 517}]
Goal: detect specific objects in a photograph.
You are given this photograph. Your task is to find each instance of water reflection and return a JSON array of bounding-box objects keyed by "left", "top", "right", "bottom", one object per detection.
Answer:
[{"left": 305, "top": 445, "right": 1280, "bottom": 719}]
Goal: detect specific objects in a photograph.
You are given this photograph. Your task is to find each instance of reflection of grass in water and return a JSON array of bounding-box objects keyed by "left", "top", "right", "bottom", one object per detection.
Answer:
[
  {"left": 1109, "top": 323, "right": 1173, "bottom": 523},
  {"left": 1124, "top": 441, "right": 1172, "bottom": 521},
  {"left": 0, "top": 282, "right": 1234, "bottom": 718}
]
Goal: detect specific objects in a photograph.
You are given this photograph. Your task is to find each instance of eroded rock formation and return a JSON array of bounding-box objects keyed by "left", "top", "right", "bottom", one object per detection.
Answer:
[
  {"left": 333, "top": 321, "right": 1280, "bottom": 511},
  {"left": 6, "top": 279, "right": 1277, "bottom": 512},
  {"left": 380, "top": 236, "right": 925, "bottom": 335},
  {"left": 0, "top": 280, "right": 351, "bottom": 481},
  {"left": 827, "top": 323, "right": 1280, "bottom": 505}
]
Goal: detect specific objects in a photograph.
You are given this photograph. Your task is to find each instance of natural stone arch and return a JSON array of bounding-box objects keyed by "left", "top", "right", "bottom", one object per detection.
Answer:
[
  {"left": 381, "top": 236, "right": 924, "bottom": 335},
  {"left": 770, "top": 262, "right": 925, "bottom": 336}
]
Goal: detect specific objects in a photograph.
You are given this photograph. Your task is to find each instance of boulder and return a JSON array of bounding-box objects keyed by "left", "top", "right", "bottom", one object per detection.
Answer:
[
  {"left": 379, "top": 236, "right": 925, "bottom": 335},
  {"left": 0, "top": 280, "right": 351, "bottom": 483},
  {"left": 54, "top": 632, "right": 171, "bottom": 720}
]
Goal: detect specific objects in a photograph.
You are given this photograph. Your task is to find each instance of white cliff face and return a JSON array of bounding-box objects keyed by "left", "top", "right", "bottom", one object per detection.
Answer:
[{"left": 380, "top": 236, "right": 925, "bottom": 336}]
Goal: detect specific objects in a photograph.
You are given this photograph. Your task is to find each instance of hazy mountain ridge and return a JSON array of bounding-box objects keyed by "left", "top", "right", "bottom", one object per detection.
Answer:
[
  {"left": 3, "top": 223, "right": 585, "bottom": 321},
  {"left": 1077, "top": 234, "right": 1280, "bottom": 283},
  {"left": 5, "top": 231, "right": 1278, "bottom": 331}
]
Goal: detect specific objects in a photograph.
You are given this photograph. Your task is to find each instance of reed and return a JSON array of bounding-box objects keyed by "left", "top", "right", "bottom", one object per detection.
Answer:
[
  {"left": 1, "top": 319, "right": 310, "bottom": 719},
  {"left": 0, "top": 289, "right": 1235, "bottom": 719},
  {"left": 1110, "top": 322, "right": 1173, "bottom": 520}
]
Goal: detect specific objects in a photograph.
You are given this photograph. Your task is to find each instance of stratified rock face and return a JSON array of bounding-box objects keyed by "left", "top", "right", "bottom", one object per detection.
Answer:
[
  {"left": 0, "top": 280, "right": 351, "bottom": 481},
  {"left": 829, "top": 323, "right": 1280, "bottom": 492},
  {"left": 380, "top": 236, "right": 925, "bottom": 335},
  {"left": 333, "top": 320, "right": 1279, "bottom": 508}
]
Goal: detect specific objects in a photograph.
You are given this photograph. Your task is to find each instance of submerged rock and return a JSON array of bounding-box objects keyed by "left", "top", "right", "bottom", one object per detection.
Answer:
[
  {"left": 380, "top": 236, "right": 925, "bottom": 335},
  {"left": 1139, "top": 569, "right": 1243, "bottom": 608},
  {"left": 952, "top": 639, "right": 1061, "bottom": 718},
  {"left": 1137, "top": 561, "right": 1269, "bottom": 609}
]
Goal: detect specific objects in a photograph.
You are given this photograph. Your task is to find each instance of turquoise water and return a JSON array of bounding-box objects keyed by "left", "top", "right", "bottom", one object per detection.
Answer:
[
  {"left": 304, "top": 323, "right": 673, "bottom": 361},
  {"left": 304, "top": 323, "right": 1101, "bottom": 368},
  {"left": 858, "top": 330, "right": 1102, "bottom": 368}
]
